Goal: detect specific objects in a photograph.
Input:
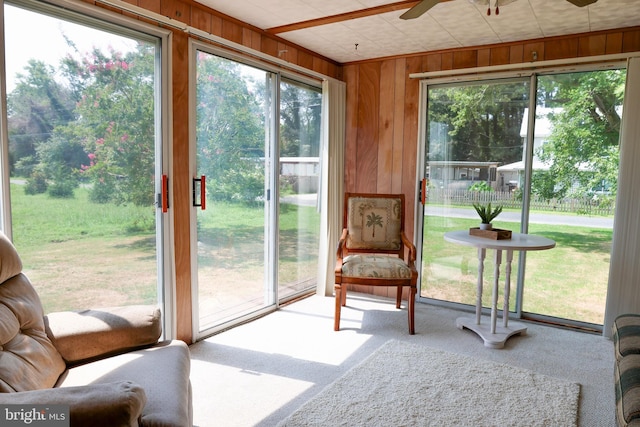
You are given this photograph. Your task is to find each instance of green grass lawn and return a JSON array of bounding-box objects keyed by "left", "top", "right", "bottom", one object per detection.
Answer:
[
  {"left": 195, "top": 200, "right": 320, "bottom": 284},
  {"left": 422, "top": 216, "right": 611, "bottom": 325},
  {"left": 10, "top": 183, "right": 158, "bottom": 312},
  {"left": 11, "top": 184, "right": 155, "bottom": 247},
  {"left": 9, "top": 183, "right": 611, "bottom": 324},
  {"left": 10, "top": 184, "right": 320, "bottom": 312}
]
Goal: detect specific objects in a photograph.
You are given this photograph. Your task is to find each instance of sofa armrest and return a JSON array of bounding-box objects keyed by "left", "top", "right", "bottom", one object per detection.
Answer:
[
  {"left": 45, "top": 305, "right": 162, "bottom": 365},
  {"left": 0, "top": 381, "right": 146, "bottom": 427}
]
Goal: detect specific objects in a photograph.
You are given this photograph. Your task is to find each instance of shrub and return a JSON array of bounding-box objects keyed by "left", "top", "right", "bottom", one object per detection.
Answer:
[
  {"left": 469, "top": 181, "right": 493, "bottom": 192},
  {"left": 24, "top": 170, "right": 48, "bottom": 195},
  {"left": 48, "top": 179, "right": 76, "bottom": 198}
]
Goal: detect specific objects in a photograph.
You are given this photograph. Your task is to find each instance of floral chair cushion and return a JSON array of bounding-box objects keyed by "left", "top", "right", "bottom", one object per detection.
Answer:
[
  {"left": 346, "top": 196, "right": 402, "bottom": 251},
  {"left": 341, "top": 255, "right": 414, "bottom": 279}
]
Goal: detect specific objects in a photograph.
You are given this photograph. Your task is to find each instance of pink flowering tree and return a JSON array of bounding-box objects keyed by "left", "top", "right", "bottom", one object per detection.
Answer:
[{"left": 56, "top": 43, "right": 156, "bottom": 206}]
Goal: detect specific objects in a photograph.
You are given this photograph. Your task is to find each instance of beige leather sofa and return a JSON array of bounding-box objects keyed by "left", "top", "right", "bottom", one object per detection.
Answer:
[{"left": 0, "top": 232, "right": 192, "bottom": 426}]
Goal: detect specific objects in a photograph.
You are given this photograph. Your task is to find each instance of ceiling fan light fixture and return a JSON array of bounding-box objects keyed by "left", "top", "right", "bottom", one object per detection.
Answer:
[
  {"left": 400, "top": 0, "right": 597, "bottom": 21},
  {"left": 469, "top": 0, "right": 517, "bottom": 16},
  {"left": 565, "top": 0, "right": 598, "bottom": 6}
]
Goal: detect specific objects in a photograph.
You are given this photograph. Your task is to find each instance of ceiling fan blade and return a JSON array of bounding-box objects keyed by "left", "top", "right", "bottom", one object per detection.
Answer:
[
  {"left": 565, "top": 0, "right": 597, "bottom": 6},
  {"left": 400, "top": 0, "right": 441, "bottom": 20}
]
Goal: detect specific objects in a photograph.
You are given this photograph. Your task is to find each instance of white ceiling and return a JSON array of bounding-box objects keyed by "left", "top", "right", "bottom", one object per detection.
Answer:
[{"left": 194, "top": 0, "right": 640, "bottom": 64}]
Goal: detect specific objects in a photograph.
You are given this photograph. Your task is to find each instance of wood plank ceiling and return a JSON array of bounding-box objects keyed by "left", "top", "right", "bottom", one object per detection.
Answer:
[{"left": 192, "top": 0, "right": 640, "bottom": 63}]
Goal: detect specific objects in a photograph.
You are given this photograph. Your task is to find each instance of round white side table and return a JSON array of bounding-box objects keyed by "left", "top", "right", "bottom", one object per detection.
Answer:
[{"left": 443, "top": 230, "right": 556, "bottom": 348}]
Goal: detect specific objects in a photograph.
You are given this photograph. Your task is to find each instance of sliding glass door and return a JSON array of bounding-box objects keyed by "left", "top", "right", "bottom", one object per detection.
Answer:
[
  {"left": 2, "top": 2, "right": 166, "bottom": 314},
  {"left": 521, "top": 70, "right": 623, "bottom": 326},
  {"left": 419, "top": 68, "right": 624, "bottom": 329},
  {"left": 420, "top": 79, "right": 529, "bottom": 311},
  {"left": 278, "top": 79, "right": 321, "bottom": 301},
  {"left": 193, "top": 50, "right": 273, "bottom": 333},
  {"left": 191, "top": 45, "right": 322, "bottom": 337}
]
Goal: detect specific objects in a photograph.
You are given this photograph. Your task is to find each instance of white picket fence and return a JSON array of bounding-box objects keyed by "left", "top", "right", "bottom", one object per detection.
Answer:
[{"left": 427, "top": 189, "right": 614, "bottom": 216}]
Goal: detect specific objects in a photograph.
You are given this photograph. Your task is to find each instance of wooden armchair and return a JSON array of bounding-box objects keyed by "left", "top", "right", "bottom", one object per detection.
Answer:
[{"left": 334, "top": 193, "right": 418, "bottom": 334}]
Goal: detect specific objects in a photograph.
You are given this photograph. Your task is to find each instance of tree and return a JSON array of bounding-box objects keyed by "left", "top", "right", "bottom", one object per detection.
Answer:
[
  {"left": 7, "top": 60, "right": 76, "bottom": 179},
  {"left": 530, "top": 170, "right": 561, "bottom": 201},
  {"left": 427, "top": 82, "right": 529, "bottom": 165},
  {"left": 7, "top": 41, "right": 158, "bottom": 205},
  {"left": 279, "top": 81, "right": 321, "bottom": 158},
  {"left": 36, "top": 126, "right": 86, "bottom": 197},
  {"left": 536, "top": 70, "right": 625, "bottom": 199},
  {"left": 59, "top": 43, "right": 157, "bottom": 206},
  {"left": 195, "top": 53, "right": 265, "bottom": 204}
]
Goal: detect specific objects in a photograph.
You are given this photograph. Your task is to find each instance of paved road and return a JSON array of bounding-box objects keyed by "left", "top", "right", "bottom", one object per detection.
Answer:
[
  {"left": 282, "top": 195, "right": 613, "bottom": 228},
  {"left": 10, "top": 182, "right": 611, "bottom": 228},
  {"left": 425, "top": 205, "right": 613, "bottom": 228},
  {"left": 281, "top": 194, "right": 318, "bottom": 207}
]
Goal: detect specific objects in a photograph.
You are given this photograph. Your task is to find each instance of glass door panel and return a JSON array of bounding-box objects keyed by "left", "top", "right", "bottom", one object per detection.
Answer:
[
  {"left": 278, "top": 79, "right": 321, "bottom": 300},
  {"left": 195, "top": 51, "right": 272, "bottom": 332},
  {"left": 420, "top": 69, "right": 624, "bottom": 329},
  {"left": 4, "top": 4, "right": 161, "bottom": 313},
  {"left": 521, "top": 70, "right": 624, "bottom": 326},
  {"left": 422, "top": 79, "right": 530, "bottom": 312}
]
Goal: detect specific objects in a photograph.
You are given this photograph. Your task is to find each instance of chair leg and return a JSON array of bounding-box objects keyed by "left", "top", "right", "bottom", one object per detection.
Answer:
[
  {"left": 408, "top": 285, "right": 416, "bottom": 335},
  {"left": 334, "top": 284, "right": 342, "bottom": 331},
  {"left": 341, "top": 284, "right": 347, "bottom": 306},
  {"left": 395, "top": 285, "right": 402, "bottom": 309}
]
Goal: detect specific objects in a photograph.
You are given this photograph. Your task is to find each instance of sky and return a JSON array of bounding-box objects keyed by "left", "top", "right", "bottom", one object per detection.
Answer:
[{"left": 4, "top": 4, "right": 138, "bottom": 92}]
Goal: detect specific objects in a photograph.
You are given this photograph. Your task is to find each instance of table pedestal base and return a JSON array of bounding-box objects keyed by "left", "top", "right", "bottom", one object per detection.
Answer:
[{"left": 456, "top": 317, "right": 527, "bottom": 349}]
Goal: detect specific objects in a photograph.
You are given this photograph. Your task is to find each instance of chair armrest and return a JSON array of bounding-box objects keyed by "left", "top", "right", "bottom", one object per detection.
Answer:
[
  {"left": 0, "top": 381, "right": 146, "bottom": 427},
  {"left": 400, "top": 232, "right": 417, "bottom": 263},
  {"left": 335, "top": 228, "right": 348, "bottom": 274},
  {"left": 45, "top": 305, "right": 162, "bottom": 365}
]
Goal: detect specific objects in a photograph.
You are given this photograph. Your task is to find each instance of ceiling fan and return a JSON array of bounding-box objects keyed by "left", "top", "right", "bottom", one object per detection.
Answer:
[{"left": 400, "top": 0, "right": 598, "bottom": 20}]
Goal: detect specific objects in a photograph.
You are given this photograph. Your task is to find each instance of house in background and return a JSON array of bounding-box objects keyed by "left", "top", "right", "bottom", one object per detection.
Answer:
[
  {"left": 498, "top": 107, "right": 605, "bottom": 193},
  {"left": 280, "top": 157, "right": 320, "bottom": 193},
  {"left": 498, "top": 108, "right": 557, "bottom": 191},
  {"left": 428, "top": 161, "right": 500, "bottom": 190}
]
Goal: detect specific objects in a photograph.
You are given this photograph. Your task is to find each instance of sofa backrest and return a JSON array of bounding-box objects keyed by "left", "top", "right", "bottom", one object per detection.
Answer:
[{"left": 0, "top": 232, "right": 66, "bottom": 392}]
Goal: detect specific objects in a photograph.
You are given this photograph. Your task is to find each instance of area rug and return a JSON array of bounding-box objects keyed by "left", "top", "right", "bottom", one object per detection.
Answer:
[{"left": 278, "top": 340, "right": 580, "bottom": 427}]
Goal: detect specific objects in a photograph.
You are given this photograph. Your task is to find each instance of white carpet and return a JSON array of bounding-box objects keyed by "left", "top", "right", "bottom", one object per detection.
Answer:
[{"left": 277, "top": 339, "right": 580, "bottom": 427}]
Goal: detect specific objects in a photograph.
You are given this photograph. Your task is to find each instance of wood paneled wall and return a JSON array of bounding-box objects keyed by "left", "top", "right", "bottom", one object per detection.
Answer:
[
  {"left": 113, "top": 0, "right": 342, "bottom": 79},
  {"left": 343, "top": 26, "right": 640, "bottom": 300}
]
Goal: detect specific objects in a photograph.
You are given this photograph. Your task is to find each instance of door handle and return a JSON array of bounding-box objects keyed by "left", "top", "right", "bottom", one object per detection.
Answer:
[
  {"left": 161, "top": 174, "right": 169, "bottom": 213},
  {"left": 193, "top": 175, "right": 206, "bottom": 210}
]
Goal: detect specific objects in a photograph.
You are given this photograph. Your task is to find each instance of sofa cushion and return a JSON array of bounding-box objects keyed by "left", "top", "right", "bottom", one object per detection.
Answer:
[
  {"left": 0, "top": 233, "right": 66, "bottom": 392},
  {"left": 0, "top": 380, "right": 146, "bottom": 427},
  {"left": 45, "top": 305, "right": 162, "bottom": 365},
  {"left": 614, "top": 314, "right": 640, "bottom": 361},
  {"left": 616, "top": 354, "right": 640, "bottom": 427},
  {"left": 59, "top": 340, "right": 192, "bottom": 427}
]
